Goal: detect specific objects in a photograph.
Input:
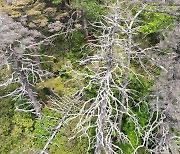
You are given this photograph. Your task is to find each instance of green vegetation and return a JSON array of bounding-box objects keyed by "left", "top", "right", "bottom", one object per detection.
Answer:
[
  {"left": 0, "top": 0, "right": 179, "bottom": 154},
  {"left": 140, "top": 11, "right": 175, "bottom": 34}
]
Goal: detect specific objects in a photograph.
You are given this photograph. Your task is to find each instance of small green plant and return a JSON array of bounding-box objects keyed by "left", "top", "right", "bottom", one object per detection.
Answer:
[{"left": 52, "top": 0, "right": 62, "bottom": 4}]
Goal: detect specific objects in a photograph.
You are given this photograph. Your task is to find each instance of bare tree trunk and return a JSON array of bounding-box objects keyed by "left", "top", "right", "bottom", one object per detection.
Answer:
[
  {"left": 40, "top": 111, "right": 69, "bottom": 154},
  {"left": 95, "top": 82, "right": 108, "bottom": 154},
  {"left": 118, "top": 31, "right": 132, "bottom": 130},
  {"left": 15, "top": 59, "right": 42, "bottom": 118},
  {"left": 81, "top": 11, "right": 89, "bottom": 42},
  {"left": 95, "top": 20, "right": 115, "bottom": 153}
]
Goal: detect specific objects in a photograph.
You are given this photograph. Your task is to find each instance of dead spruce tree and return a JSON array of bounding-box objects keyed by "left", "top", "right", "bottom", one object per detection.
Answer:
[
  {"left": 37, "top": 1, "right": 180, "bottom": 153},
  {"left": 0, "top": 14, "right": 50, "bottom": 118},
  {"left": 63, "top": 1, "right": 166, "bottom": 154},
  {"left": 151, "top": 19, "right": 180, "bottom": 154}
]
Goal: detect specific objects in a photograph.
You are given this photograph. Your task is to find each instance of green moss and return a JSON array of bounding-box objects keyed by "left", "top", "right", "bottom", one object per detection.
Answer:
[
  {"left": 37, "top": 77, "right": 64, "bottom": 93},
  {"left": 44, "top": 7, "right": 57, "bottom": 16},
  {"left": 49, "top": 121, "right": 88, "bottom": 154},
  {"left": 140, "top": 9, "right": 175, "bottom": 34},
  {"left": 0, "top": 108, "right": 35, "bottom": 153},
  {"left": 13, "top": 0, "right": 35, "bottom": 6},
  {"left": 26, "top": 10, "right": 42, "bottom": 16},
  {"left": 52, "top": 0, "right": 62, "bottom": 5}
]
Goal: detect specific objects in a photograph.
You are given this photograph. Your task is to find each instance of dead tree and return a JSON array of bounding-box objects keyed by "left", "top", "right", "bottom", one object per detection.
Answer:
[
  {"left": 29, "top": 0, "right": 180, "bottom": 153},
  {"left": 38, "top": 0, "right": 180, "bottom": 153},
  {"left": 0, "top": 14, "right": 51, "bottom": 118},
  {"left": 65, "top": 1, "right": 166, "bottom": 153}
]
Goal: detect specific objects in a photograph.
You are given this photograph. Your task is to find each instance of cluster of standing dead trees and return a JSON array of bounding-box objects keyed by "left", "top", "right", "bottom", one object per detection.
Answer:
[{"left": 0, "top": 0, "right": 180, "bottom": 153}]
